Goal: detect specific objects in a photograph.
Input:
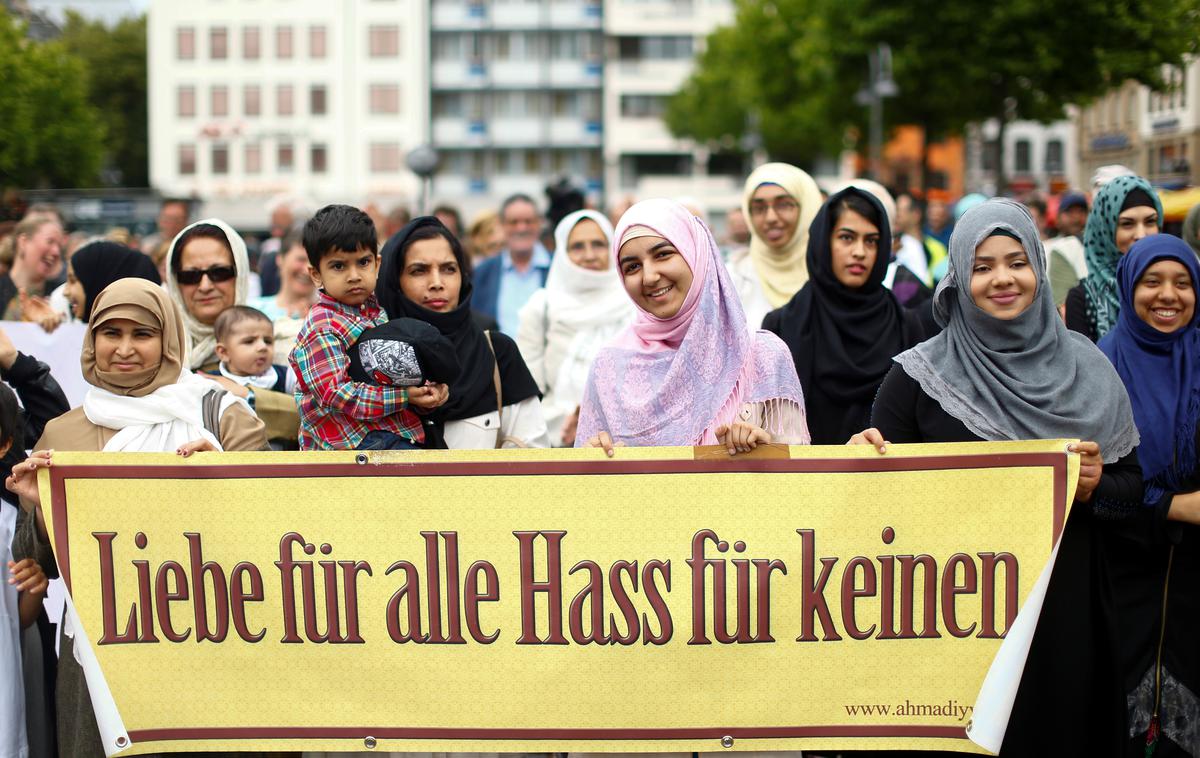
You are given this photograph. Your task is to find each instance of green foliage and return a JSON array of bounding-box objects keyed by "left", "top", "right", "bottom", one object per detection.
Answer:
[
  {"left": 0, "top": 9, "right": 105, "bottom": 190},
  {"left": 668, "top": 0, "right": 1200, "bottom": 166},
  {"left": 60, "top": 11, "right": 148, "bottom": 187}
]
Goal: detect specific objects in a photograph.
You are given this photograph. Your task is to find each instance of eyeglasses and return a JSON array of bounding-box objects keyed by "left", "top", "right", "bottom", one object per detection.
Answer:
[
  {"left": 748, "top": 197, "right": 800, "bottom": 218},
  {"left": 176, "top": 265, "right": 237, "bottom": 285}
]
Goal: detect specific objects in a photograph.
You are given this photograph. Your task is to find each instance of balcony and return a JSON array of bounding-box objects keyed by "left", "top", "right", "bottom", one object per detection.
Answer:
[
  {"left": 432, "top": 117, "right": 491, "bottom": 147},
  {"left": 432, "top": 60, "right": 490, "bottom": 89},
  {"left": 549, "top": 60, "right": 603, "bottom": 88},
  {"left": 431, "top": 1, "right": 489, "bottom": 30},
  {"left": 549, "top": 117, "right": 602, "bottom": 146},
  {"left": 548, "top": 0, "right": 603, "bottom": 28}
]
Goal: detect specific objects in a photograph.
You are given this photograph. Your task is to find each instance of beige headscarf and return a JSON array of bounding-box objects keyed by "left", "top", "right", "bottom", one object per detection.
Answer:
[
  {"left": 83, "top": 278, "right": 187, "bottom": 397},
  {"left": 164, "top": 218, "right": 251, "bottom": 368},
  {"left": 741, "top": 162, "right": 823, "bottom": 307}
]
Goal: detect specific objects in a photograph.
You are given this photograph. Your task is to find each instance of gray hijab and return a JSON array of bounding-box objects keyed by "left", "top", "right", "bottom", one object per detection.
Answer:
[{"left": 894, "top": 199, "right": 1138, "bottom": 463}]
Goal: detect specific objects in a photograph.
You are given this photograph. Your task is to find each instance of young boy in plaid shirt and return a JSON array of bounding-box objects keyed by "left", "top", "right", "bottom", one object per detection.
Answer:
[{"left": 289, "top": 205, "right": 448, "bottom": 450}]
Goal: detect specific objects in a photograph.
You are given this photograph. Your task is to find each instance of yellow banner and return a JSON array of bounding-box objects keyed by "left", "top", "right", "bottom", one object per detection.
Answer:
[{"left": 39, "top": 441, "right": 1077, "bottom": 755}]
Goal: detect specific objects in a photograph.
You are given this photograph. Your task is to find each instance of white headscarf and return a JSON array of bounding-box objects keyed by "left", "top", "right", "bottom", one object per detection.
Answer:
[
  {"left": 546, "top": 210, "right": 634, "bottom": 330},
  {"left": 164, "top": 218, "right": 251, "bottom": 369}
]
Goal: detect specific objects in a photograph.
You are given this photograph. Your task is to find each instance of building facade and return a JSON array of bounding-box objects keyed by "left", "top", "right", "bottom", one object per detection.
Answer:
[
  {"left": 148, "top": 0, "right": 429, "bottom": 228},
  {"left": 602, "top": 0, "right": 737, "bottom": 214},
  {"left": 1076, "top": 63, "right": 1200, "bottom": 189},
  {"left": 963, "top": 118, "right": 1077, "bottom": 197},
  {"left": 426, "top": 0, "right": 604, "bottom": 218},
  {"left": 148, "top": 0, "right": 741, "bottom": 224}
]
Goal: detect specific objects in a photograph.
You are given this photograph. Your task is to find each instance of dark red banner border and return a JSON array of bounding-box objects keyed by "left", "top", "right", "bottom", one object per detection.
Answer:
[
  {"left": 48, "top": 451, "right": 1061, "bottom": 747},
  {"left": 126, "top": 723, "right": 968, "bottom": 742}
]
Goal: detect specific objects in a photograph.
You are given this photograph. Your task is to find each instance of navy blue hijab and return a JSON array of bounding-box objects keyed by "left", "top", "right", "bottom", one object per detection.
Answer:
[{"left": 1099, "top": 234, "right": 1200, "bottom": 504}]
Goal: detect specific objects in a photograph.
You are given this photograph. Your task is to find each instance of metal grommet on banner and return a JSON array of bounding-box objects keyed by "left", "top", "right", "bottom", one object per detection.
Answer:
[
  {"left": 355, "top": 453, "right": 368, "bottom": 465},
  {"left": 115, "top": 736, "right": 128, "bottom": 748},
  {"left": 721, "top": 736, "right": 734, "bottom": 749},
  {"left": 965, "top": 719, "right": 973, "bottom": 732},
  {"left": 364, "top": 735, "right": 378, "bottom": 749}
]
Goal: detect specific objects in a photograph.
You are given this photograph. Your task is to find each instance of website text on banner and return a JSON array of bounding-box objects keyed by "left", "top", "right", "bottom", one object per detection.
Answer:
[{"left": 37, "top": 441, "right": 1078, "bottom": 756}]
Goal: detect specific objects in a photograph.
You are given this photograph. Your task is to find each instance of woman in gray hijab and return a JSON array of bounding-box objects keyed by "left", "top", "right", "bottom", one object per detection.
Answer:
[{"left": 851, "top": 199, "right": 1144, "bottom": 757}]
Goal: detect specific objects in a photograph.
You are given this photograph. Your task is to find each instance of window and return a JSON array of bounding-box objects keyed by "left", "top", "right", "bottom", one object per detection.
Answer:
[
  {"left": 311, "top": 144, "right": 328, "bottom": 173},
  {"left": 1014, "top": 139, "right": 1031, "bottom": 174},
  {"left": 211, "top": 86, "right": 229, "bottom": 117},
  {"left": 177, "top": 27, "right": 195, "bottom": 60},
  {"left": 278, "top": 142, "right": 295, "bottom": 172},
  {"left": 242, "top": 26, "right": 260, "bottom": 59},
  {"left": 177, "top": 86, "right": 196, "bottom": 118},
  {"left": 310, "top": 85, "right": 327, "bottom": 116},
  {"left": 179, "top": 144, "right": 196, "bottom": 175},
  {"left": 276, "top": 26, "right": 294, "bottom": 59},
  {"left": 309, "top": 25, "right": 327, "bottom": 58},
  {"left": 370, "top": 142, "right": 401, "bottom": 173},
  {"left": 276, "top": 85, "right": 294, "bottom": 116},
  {"left": 210, "top": 27, "right": 228, "bottom": 59},
  {"left": 369, "top": 25, "right": 400, "bottom": 58},
  {"left": 244, "top": 143, "right": 262, "bottom": 174},
  {"left": 212, "top": 143, "right": 229, "bottom": 175},
  {"left": 620, "top": 94, "right": 666, "bottom": 118},
  {"left": 617, "top": 35, "right": 693, "bottom": 61},
  {"left": 524, "top": 149, "right": 541, "bottom": 174},
  {"left": 1045, "top": 139, "right": 1064, "bottom": 173},
  {"left": 370, "top": 84, "right": 401, "bottom": 114},
  {"left": 243, "top": 85, "right": 261, "bottom": 116}
]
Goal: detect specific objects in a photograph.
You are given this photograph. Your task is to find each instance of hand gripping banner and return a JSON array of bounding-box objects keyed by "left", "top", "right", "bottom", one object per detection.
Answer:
[{"left": 37, "top": 441, "right": 1078, "bottom": 755}]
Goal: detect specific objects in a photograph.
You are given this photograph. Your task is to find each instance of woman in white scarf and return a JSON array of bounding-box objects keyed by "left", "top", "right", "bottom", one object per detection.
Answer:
[
  {"left": 517, "top": 210, "right": 634, "bottom": 446},
  {"left": 164, "top": 218, "right": 251, "bottom": 369}
]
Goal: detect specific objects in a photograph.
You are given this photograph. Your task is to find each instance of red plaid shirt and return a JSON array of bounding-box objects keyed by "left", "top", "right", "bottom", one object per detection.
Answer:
[{"left": 289, "top": 291, "right": 423, "bottom": 450}]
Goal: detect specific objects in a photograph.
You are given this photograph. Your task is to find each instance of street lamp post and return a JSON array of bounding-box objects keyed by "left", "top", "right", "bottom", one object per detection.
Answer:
[
  {"left": 854, "top": 44, "right": 899, "bottom": 182},
  {"left": 406, "top": 145, "right": 440, "bottom": 216}
]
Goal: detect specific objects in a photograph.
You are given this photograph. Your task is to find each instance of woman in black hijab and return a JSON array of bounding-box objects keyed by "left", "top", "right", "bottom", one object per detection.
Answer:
[
  {"left": 763, "top": 186, "right": 928, "bottom": 444},
  {"left": 63, "top": 240, "right": 161, "bottom": 321},
  {"left": 377, "top": 217, "right": 548, "bottom": 449}
]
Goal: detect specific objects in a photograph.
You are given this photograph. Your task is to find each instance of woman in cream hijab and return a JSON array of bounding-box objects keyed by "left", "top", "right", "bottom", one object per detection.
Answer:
[
  {"left": 9, "top": 278, "right": 266, "bottom": 758},
  {"left": 165, "top": 218, "right": 299, "bottom": 442},
  {"left": 727, "top": 162, "right": 823, "bottom": 328}
]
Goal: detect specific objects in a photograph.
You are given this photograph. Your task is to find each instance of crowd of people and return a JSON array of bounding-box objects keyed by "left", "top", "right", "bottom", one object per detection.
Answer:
[{"left": 2, "top": 160, "right": 1200, "bottom": 758}]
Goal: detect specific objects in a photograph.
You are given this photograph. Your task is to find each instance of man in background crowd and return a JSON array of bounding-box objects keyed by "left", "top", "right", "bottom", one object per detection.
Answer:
[{"left": 472, "top": 194, "right": 551, "bottom": 336}]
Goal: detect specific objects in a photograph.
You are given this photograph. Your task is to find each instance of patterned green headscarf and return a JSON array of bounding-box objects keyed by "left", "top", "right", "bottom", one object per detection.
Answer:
[{"left": 1082, "top": 175, "right": 1163, "bottom": 338}]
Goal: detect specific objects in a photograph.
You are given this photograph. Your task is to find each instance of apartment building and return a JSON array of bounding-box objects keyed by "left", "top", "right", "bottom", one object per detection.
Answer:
[
  {"left": 1076, "top": 63, "right": 1200, "bottom": 189},
  {"left": 963, "top": 118, "right": 1077, "bottom": 196},
  {"left": 426, "top": 0, "right": 604, "bottom": 216},
  {"left": 148, "top": 0, "right": 428, "bottom": 228},
  {"left": 603, "top": 0, "right": 737, "bottom": 214}
]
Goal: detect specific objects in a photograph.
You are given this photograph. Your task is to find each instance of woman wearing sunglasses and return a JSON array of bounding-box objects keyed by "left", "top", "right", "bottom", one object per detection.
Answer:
[{"left": 165, "top": 218, "right": 299, "bottom": 442}]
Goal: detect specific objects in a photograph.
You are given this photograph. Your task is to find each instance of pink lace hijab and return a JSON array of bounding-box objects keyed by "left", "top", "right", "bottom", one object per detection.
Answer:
[{"left": 575, "top": 198, "right": 809, "bottom": 447}]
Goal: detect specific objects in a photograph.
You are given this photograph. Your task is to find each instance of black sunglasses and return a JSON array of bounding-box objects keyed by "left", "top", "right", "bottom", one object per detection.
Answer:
[{"left": 176, "top": 265, "right": 237, "bottom": 285}]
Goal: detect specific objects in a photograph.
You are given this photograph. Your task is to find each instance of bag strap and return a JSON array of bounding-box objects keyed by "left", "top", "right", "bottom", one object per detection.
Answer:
[
  {"left": 484, "top": 331, "right": 504, "bottom": 449},
  {"left": 201, "top": 388, "right": 227, "bottom": 440}
]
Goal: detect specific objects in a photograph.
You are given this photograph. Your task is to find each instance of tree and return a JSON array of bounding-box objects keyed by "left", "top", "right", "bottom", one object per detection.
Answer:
[
  {"left": 0, "top": 9, "right": 105, "bottom": 191},
  {"left": 60, "top": 11, "right": 148, "bottom": 187},
  {"left": 668, "top": 0, "right": 1200, "bottom": 189}
]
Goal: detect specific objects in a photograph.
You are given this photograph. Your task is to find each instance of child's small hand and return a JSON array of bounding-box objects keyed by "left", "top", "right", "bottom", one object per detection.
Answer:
[
  {"left": 7, "top": 558, "right": 48, "bottom": 596},
  {"left": 177, "top": 439, "right": 218, "bottom": 457},
  {"left": 408, "top": 383, "right": 450, "bottom": 412}
]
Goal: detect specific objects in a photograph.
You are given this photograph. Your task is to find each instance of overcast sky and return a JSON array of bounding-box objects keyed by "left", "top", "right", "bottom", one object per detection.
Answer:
[{"left": 30, "top": 0, "right": 147, "bottom": 24}]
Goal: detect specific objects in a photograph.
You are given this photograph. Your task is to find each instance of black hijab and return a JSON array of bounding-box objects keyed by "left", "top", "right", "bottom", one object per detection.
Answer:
[
  {"left": 377, "top": 217, "right": 539, "bottom": 423},
  {"left": 766, "top": 187, "right": 919, "bottom": 444},
  {"left": 72, "top": 241, "right": 162, "bottom": 321}
]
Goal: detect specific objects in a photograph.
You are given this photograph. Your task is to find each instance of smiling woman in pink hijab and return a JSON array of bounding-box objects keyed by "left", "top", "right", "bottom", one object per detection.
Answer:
[{"left": 576, "top": 198, "right": 810, "bottom": 454}]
